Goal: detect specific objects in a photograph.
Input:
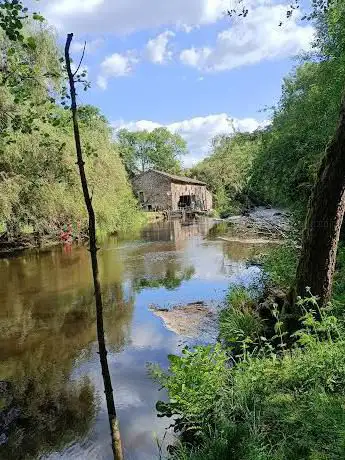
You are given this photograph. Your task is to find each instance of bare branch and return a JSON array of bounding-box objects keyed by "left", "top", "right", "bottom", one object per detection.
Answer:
[{"left": 72, "top": 41, "right": 87, "bottom": 78}]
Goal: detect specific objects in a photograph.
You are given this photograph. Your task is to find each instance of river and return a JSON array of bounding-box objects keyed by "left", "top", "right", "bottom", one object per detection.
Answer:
[{"left": 0, "top": 218, "right": 267, "bottom": 460}]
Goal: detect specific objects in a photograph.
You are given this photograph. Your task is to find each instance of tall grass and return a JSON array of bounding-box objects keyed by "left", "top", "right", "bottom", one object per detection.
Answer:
[
  {"left": 219, "top": 287, "right": 264, "bottom": 350},
  {"left": 152, "top": 295, "right": 345, "bottom": 460}
]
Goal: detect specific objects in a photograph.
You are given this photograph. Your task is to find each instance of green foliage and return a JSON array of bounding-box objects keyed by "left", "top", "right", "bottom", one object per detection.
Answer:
[
  {"left": 148, "top": 344, "right": 228, "bottom": 439},
  {"left": 332, "top": 244, "right": 345, "bottom": 309},
  {"left": 0, "top": 22, "right": 142, "bottom": 237},
  {"left": 0, "top": 0, "right": 43, "bottom": 43},
  {"left": 249, "top": 2, "right": 345, "bottom": 211},
  {"left": 261, "top": 244, "right": 299, "bottom": 289},
  {"left": 159, "top": 299, "right": 345, "bottom": 460},
  {"left": 116, "top": 127, "right": 187, "bottom": 177},
  {"left": 190, "top": 132, "right": 261, "bottom": 217},
  {"left": 219, "top": 287, "right": 264, "bottom": 348}
]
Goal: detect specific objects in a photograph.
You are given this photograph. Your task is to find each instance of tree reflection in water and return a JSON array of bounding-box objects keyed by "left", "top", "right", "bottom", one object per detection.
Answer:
[
  {"left": 134, "top": 265, "right": 195, "bottom": 292},
  {"left": 0, "top": 217, "right": 225, "bottom": 459},
  {"left": 0, "top": 377, "right": 94, "bottom": 460},
  {"left": 0, "top": 246, "right": 134, "bottom": 460}
]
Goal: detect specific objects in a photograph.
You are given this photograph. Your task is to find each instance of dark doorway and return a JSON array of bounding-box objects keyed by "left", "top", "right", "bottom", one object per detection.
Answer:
[{"left": 178, "top": 195, "right": 196, "bottom": 208}]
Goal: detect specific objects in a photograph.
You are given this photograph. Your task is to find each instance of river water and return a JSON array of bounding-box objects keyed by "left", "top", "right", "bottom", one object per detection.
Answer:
[{"left": 0, "top": 219, "right": 266, "bottom": 460}]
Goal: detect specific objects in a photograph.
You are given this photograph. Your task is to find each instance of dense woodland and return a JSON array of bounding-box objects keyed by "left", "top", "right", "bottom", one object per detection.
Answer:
[
  {"left": 190, "top": 12, "right": 345, "bottom": 218},
  {"left": 0, "top": 21, "right": 141, "bottom": 243},
  {"left": 2, "top": 0, "right": 345, "bottom": 459}
]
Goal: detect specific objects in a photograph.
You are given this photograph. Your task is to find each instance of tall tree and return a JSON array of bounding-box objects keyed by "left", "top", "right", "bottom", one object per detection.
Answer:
[
  {"left": 292, "top": 0, "right": 345, "bottom": 305},
  {"left": 65, "top": 34, "right": 123, "bottom": 460},
  {"left": 229, "top": 0, "right": 345, "bottom": 309},
  {"left": 190, "top": 131, "right": 261, "bottom": 216},
  {"left": 116, "top": 127, "right": 187, "bottom": 176}
]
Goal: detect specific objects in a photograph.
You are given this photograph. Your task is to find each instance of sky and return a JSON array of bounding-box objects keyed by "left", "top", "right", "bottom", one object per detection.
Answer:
[{"left": 38, "top": 0, "right": 315, "bottom": 165}]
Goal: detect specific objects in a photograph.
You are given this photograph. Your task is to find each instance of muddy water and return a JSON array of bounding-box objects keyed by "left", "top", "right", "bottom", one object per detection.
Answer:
[{"left": 0, "top": 219, "right": 266, "bottom": 460}]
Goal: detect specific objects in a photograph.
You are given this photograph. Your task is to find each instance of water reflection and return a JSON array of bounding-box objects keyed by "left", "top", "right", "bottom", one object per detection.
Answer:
[
  {"left": 0, "top": 218, "right": 268, "bottom": 459},
  {"left": 0, "top": 251, "right": 134, "bottom": 459}
]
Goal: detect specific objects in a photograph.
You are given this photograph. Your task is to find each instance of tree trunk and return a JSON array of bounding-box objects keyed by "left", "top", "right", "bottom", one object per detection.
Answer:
[
  {"left": 293, "top": 91, "right": 345, "bottom": 309},
  {"left": 65, "top": 33, "right": 123, "bottom": 460}
]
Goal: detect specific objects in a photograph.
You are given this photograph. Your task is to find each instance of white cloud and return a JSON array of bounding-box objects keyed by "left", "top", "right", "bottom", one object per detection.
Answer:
[
  {"left": 71, "top": 38, "right": 103, "bottom": 54},
  {"left": 97, "top": 75, "right": 108, "bottom": 90},
  {"left": 97, "top": 52, "right": 138, "bottom": 89},
  {"left": 47, "top": 0, "right": 103, "bottom": 16},
  {"left": 101, "top": 53, "right": 134, "bottom": 77},
  {"left": 43, "top": 0, "right": 230, "bottom": 34},
  {"left": 113, "top": 113, "right": 269, "bottom": 165},
  {"left": 180, "top": 4, "right": 314, "bottom": 72},
  {"left": 180, "top": 47, "right": 211, "bottom": 67},
  {"left": 145, "top": 31, "right": 175, "bottom": 64}
]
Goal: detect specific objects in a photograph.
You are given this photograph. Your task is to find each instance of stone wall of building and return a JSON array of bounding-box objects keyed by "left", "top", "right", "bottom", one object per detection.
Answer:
[
  {"left": 205, "top": 189, "right": 213, "bottom": 212},
  {"left": 132, "top": 170, "right": 172, "bottom": 210},
  {"left": 132, "top": 170, "right": 213, "bottom": 212}
]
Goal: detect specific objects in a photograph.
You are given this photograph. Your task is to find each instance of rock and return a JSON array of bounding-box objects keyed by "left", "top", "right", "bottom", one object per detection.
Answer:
[{"left": 150, "top": 303, "right": 215, "bottom": 338}]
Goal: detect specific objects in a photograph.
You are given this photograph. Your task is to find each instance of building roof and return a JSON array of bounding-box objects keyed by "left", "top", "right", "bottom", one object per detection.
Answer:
[{"left": 136, "top": 169, "right": 206, "bottom": 186}]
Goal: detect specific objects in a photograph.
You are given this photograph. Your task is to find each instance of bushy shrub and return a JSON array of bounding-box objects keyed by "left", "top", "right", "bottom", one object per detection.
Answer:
[
  {"left": 156, "top": 298, "right": 345, "bottom": 460},
  {"left": 148, "top": 344, "right": 229, "bottom": 441},
  {"left": 261, "top": 244, "right": 298, "bottom": 289}
]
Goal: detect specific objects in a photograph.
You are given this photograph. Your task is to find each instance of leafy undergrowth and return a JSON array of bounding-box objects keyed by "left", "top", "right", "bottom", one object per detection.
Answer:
[
  {"left": 219, "top": 286, "right": 265, "bottom": 354},
  {"left": 151, "top": 295, "right": 345, "bottom": 460},
  {"left": 261, "top": 243, "right": 298, "bottom": 290}
]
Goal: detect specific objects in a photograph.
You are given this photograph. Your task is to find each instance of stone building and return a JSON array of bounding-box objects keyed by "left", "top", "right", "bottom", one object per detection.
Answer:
[{"left": 132, "top": 169, "right": 213, "bottom": 212}]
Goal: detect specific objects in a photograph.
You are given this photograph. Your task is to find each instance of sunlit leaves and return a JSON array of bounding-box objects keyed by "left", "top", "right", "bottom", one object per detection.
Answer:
[{"left": 116, "top": 128, "right": 187, "bottom": 176}]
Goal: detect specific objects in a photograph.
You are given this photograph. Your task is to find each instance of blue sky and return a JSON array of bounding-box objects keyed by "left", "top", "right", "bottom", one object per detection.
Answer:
[{"left": 40, "top": 0, "right": 314, "bottom": 165}]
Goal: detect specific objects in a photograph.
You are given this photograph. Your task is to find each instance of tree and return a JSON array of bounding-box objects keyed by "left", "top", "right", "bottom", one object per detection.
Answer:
[
  {"left": 292, "top": 0, "right": 345, "bottom": 306},
  {"left": 0, "top": 22, "right": 140, "bottom": 238},
  {"left": 229, "top": 0, "right": 345, "bottom": 310},
  {"left": 249, "top": 58, "right": 345, "bottom": 210},
  {"left": 65, "top": 33, "right": 123, "bottom": 460},
  {"left": 190, "top": 131, "right": 261, "bottom": 216},
  {"left": 116, "top": 127, "right": 187, "bottom": 176}
]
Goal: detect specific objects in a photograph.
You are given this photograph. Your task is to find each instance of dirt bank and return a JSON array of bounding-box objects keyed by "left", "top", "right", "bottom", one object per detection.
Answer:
[
  {"left": 150, "top": 302, "right": 216, "bottom": 338},
  {"left": 0, "top": 233, "right": 61, "bottom": 257},
  {"left": 218, "top": 207, "right": 291, "bottom": 244}
]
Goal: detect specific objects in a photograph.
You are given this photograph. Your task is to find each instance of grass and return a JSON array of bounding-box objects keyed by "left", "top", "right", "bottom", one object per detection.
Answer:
[
  {"left": 219, "top": 287, "right": 264, "bottom": 350},
  {"left": 150, "top": 239, "right": 345, "bottom": 460},
  {"left": 151, "top": 291, "right": 345, "bottom": 460},
  {"left": 261, "top": 243, "right": 298, "bottom": 289},
  {"left": 332, "top": 244, "right": 345, "bottom": 309}
]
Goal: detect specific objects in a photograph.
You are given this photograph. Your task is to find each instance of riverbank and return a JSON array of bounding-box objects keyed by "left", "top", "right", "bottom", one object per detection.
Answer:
[
  {"left": 151, "top": 238, "right": 345, "bottom": 460},
  {"left": 0, "top": 232, "right": 61, "bottom": 257},
  {"left": 217, "top": 207, "right": 292, "bottom": 244},
  {"left": 0, "top": 213, "right": 148, "bottom": 257}
]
